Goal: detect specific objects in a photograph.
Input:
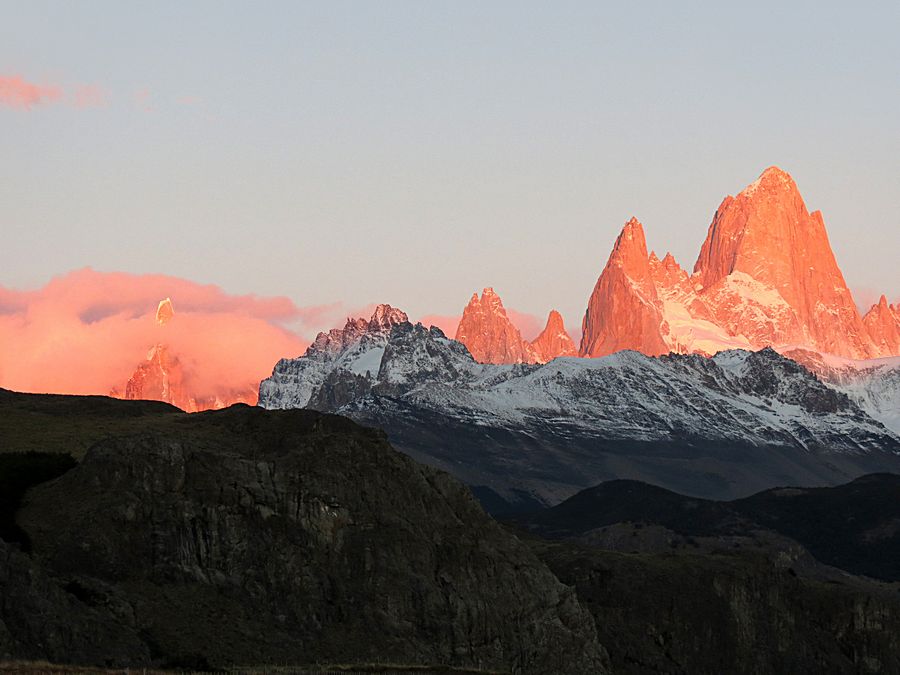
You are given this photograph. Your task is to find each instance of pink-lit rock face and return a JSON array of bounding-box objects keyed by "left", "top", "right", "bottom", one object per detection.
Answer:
[
  {"left": 531, "top": 310, "right": 577, "bottom": 362},
  {"left": 863, "top": 296, "right": 900, "bottom": 355},
  {"left": 580, "top": 218, "right": 669, "bottom": 358},
  {"left": 693, "top": 166, "right": 875, "bottom": 359},
  {"left": 455, "top": 288, "right": 538, "bottom": 364},
  {"left": 579, "top": 168, "right": 898, "bottom": 359},
  {"left": 113, "top": 297, "right": 260, "bottom": 411}
]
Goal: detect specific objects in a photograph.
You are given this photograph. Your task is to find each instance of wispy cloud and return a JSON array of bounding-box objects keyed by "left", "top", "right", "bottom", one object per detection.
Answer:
[
  {"left": 0, "top": 75, "right": 62, "bottom": 109},
  {"left": 71, "top": 83, "right": 108, "bottom": 109}
]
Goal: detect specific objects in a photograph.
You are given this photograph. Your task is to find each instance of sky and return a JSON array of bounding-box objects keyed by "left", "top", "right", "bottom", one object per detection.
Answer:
[{"left": 2, "top": 1, "right": 898, "bottom": 342}]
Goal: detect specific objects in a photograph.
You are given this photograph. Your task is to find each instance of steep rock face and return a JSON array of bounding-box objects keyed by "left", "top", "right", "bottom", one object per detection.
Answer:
[
  {"left": 863, "top": 296, "right": 900, "bottom": 356},
  {"left": 260, "top": 320, "right": 900, "bottom": 509},
  {"left": 259, "top": 304, "right": 409, "bottom": 409},
  {"left": 693, "top": 166, "right": 874, "bottom": 358},
  {"left": 533, "top": 540, "right": 900, "bottom": 675},
  {"left": 517, "top": 475, "right": 900, "bottom": 673},
  {"left": 15, "top": 405, "right": 608, "bottom": 672},
  {"left": 783, "top": 348, "right": 900, "bottom": 435},
  {"left": 113, "top": 298, "right": 258, "bottom": 411},
  {"left": 455, "top": 288, "right": 538, "bottom": 364},
  {"left": 0, "top": 538, "right": 151, "bottom": 666},
  {"left": 579, "top": 168, "right": 894, "bottom": 359},
  {"left": 580, "top": 218, "right": 669, "bottom": 357},
  {"left": 531, "top": 310, "right": 577, "bottom": 362}
]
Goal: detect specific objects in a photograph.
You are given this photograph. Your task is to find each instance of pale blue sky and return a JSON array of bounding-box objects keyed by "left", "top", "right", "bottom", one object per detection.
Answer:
[{"left": 2, "top": 1, "right": 898, "bottom": 334}]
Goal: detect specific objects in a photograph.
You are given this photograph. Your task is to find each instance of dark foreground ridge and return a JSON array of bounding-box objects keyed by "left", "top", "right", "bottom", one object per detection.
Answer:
[
  {"left": 0, "top": 391, "right": 606, "bottom": 672},
  {"left": 3, "top": 389, "right": 900, "bottom": 673},
  {"left": 510, "top": 477, "right": 900, "bottom": 674},
  {"left": 512, "top": 475, "right": 900, "bottom": 581}
]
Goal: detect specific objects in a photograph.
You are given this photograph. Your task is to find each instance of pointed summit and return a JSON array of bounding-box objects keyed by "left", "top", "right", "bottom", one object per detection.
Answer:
[
  {"left": 455, "top": 288, "right": 537, "bottom": 364},
  {"left": 531, "top": 310, "right": 577, "bottom": 363},
  {"left": 155, "top": 297, "right": 174, "bottom": 325},
  {"left": 692, "top": 167, "right": 875, "bottom": 358},
  {"left": 608, "top": 217, "right": 653, "bottom": 279},
  {"left": 863, "top": 295, "right": 900, "bottom": 355},
  {"left": 368, "top": 304, "right": 408, "bottom": 332},
  {"left": 580, "top": 218, "right": 668, "bottom": 358}
]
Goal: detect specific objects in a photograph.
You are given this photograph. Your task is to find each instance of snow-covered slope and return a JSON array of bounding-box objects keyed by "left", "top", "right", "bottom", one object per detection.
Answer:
[
  {"left": 262, "top": 316, "right": 895, "bottom": 452},
  {"left": 782, "top": 349, "right": 900, "bottom": 435},
  {"left": 260, "top": 309, "right": 900, "bottom": 510}
]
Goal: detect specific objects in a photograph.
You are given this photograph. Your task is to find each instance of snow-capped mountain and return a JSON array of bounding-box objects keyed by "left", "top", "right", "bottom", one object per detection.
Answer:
[
  {"left": 782, "top": 348, "right": 900, "bottom": 436},
  {"left": 580, "top": 167, "right": 897, "bottom": 360},
  {"left": 260, "top": 307, "right": 900, "bottom": 510}
]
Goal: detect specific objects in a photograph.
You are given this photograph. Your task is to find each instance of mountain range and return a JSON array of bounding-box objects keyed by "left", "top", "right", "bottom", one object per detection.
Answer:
[
  {"left": 259, "top": 306, "right": 900, "bottom": 511},
  {"left": 102, "top": 167, "right": 897, "bottom": 415},
  {"left": 454, "top": 167, "right": 898, "bottom": 365}
]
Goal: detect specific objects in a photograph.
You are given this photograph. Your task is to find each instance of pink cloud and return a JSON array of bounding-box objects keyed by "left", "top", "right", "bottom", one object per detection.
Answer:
[
  {"left": 0, "top": 269, "right": 329, "bottom": 402},
  {"left": 72, "top": 84, "right": 108, "bottom": 109},
  {"left": 0, "top": 75, "right": 62, "bottom": 109}
]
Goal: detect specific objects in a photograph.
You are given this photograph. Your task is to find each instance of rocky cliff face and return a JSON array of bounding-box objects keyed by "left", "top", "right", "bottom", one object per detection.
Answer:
[
  {"left": 513, "top": 474, "right": 900, "bottom": 674},
  {"left": 9, "top": 402, "right": 608, "bottom": 672},
  {"left": 532, "top": 539, "right": 900, "bottom": 675},
  {"left": 693, "top": 166, "right": 873, "bottom": 358},
  {"left": 579, "top": 167, "right": 895, "bottom": 360},
  {"left": 112, "top": 297, "right": 258, "bottom": 411},
  {"left": 531, "top": 310, "right": 577, "bottom": 362},
  {"left": 454, "top": 290, "right": 577, "bottom": 364},
  {"left": 260, "top": 317, "right": 900, "bottom": 510},
  {"left": 863, "top": 296, "right": 900, "bottom": 356},
  {"left": 580, "top": 218, "right": 669, "bottom": 357},
  {"left": 455, "top": 288, "right": 538, "bottom": 364}
]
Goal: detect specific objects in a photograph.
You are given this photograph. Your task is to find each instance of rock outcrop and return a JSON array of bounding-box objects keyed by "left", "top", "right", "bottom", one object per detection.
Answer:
[
  {"left": 112, "top": 298, "right": 258, "bottom": 411},
  {"left": 9, "top": 401, "right": 608, "bottom": 672},
  {"left": 260, "top": 318, "right": 900, "bottom": 511},
  {"left": 531, "top": 310, "right": 577, "bottom": 362},
  {"left": 693, "top": 166, "right": 874, "bottom": 358},
  {"left": 579, "top": 167, "right": 896, "bottom": 359},
  {"left": 863, "top": 295, "right": 900, "bottom": 356},
  {"left": 580, "top": 218, "right": 669, "bottom": 357},
  {"left": 455, "top": 288, "right": 538, "bottom": 364}
]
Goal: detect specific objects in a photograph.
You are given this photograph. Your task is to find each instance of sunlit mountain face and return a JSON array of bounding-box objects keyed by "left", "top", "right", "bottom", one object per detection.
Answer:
[
  {"left": 457, "top": 167, "right": 899, "bottom": 365},
  {"left": 1, "top": 167, "right": 897, "bottom": 411}
]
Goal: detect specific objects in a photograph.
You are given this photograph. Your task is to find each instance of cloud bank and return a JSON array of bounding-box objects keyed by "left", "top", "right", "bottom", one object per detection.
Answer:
[
  {"left": 0, "top": 269, "right": 324, "bottom": 401},
  {"left": 0, "top": 75, "right": 62, "bottom": 109}
]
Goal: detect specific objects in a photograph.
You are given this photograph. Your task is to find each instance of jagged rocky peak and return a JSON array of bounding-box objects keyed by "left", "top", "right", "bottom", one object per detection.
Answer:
[
  {"left": 578, "top": 167, "right": 894, "bottom": 360},
  {"left": 155, "top": 297, "right": 174, "bottom": 325},
  {"left": 455, "top": 287, "right": 537, "bottom": 365},
  {"left": 112, "top": 297, "right": 258, "bottom": 411},
  {"left": 310, "top": 304, "right": 409, "bottom": 356},
  {"left": 531, "top": 310, "right": 577, "bottom": 362},
  {"left": 368, "top": 303, "right": 409, "bottom": 331},
  {"left": 863, "top": 295, "right": 900, "bottom": 355},
  {"left": 610, "top": 217, "right": 653, "bottom": 278},
  {"left": 580, "top": 217, "right": 668, "bottom": 358},
  {"left": 692, "top": 166, "right": 874, "bottom": 358}
]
